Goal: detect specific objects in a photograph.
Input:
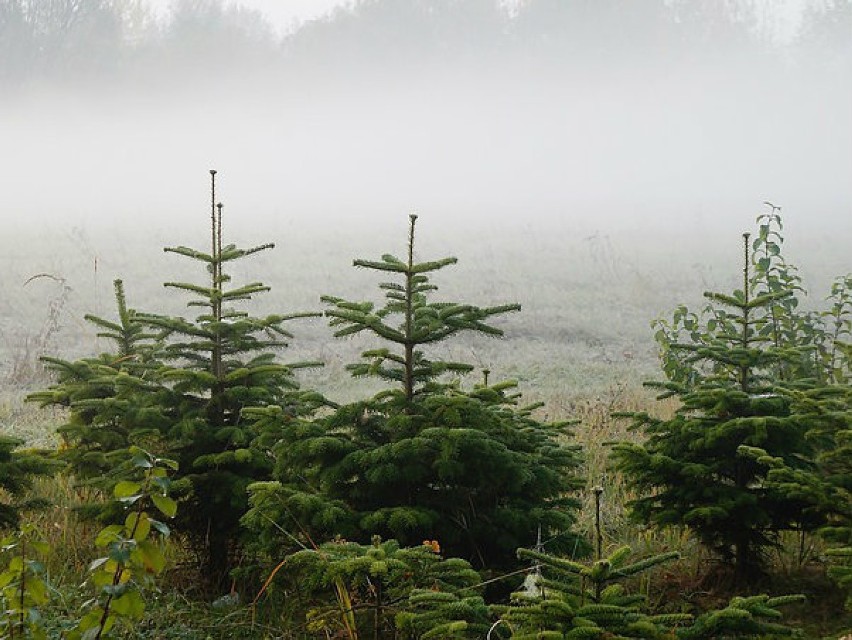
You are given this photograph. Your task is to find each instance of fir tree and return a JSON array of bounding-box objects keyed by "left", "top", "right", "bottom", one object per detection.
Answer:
[
  {"left": 654, "top": 208, "right": 850, "bottom": 388},
  {"left": 0, "top": 438, "right": 55, "bottom": 529},
  {"left": 496, "top": 545, "right": 691, "bottom": 639},
  {"left": 323, "top": 213, "right": 520, "bottom": 402},
  {"left": 740, "top": 383, "right": 852, "bottom": 608},
  {"left": 266, "top": 536, "right": 489, "bottom": 639},
  {"left": 497, "top": 544, "right": 803, "bottom": 639},
  {"left": 28, "top": 279, "right": 166, "bottom": 494},
  {"left": 244, "top": 214, "right": 584, "bottom": 571},
  {"left": 613, "top": 233, "right": 819, "bottom": 583},
  {"left": 137, "top": 170, "right": 322, "bottom": 587}
]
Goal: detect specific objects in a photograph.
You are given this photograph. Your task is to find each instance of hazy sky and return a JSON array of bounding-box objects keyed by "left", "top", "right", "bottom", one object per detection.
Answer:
[
  {"left": 1, "top": 0, "right": 848, "bottom": 242},
  {"left": 146, "top": 0, "right": 810, "bottom": 38},
  {"left": 149, "top": 0, "right": 353, "bottom": 32}
]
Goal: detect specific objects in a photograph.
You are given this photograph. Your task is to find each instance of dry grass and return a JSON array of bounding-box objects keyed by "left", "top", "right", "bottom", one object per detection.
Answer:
[
  {"left": 25, "top": 474, "right": 100, "bottom": 584},
  {"left": 0, "top": 391, "right": 64, "bottom": 448}
]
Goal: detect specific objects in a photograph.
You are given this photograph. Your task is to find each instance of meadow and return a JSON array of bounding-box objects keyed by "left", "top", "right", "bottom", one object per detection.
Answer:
[{"left": 1, "top": 207, "right": 850, "bottom": 638}]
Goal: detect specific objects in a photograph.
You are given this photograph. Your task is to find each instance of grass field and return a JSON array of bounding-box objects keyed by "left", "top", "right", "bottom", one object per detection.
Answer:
[{"left": 1, "top": 211, "right": 850, "bottom": 637}]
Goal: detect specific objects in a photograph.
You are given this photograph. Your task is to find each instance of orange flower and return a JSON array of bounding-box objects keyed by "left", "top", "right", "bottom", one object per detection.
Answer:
[{"left": 422, "top": 539, "right": 440, "bottom": 553}]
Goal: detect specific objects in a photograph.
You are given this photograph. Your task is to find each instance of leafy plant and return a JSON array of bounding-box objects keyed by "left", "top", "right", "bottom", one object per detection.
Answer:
[
  {"left": 820, "top": 274, "right": 852, "bottom": 384},
  {"left": 0, "top": 523, "right": 50, "bottom": 639},
  {"left": 69, "top": 447, "right": 177, "bottom": 640}
]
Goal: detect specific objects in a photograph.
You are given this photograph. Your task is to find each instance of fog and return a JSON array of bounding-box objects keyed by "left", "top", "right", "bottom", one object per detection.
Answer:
[
  {"left": 2, "top": 0, "right": 850, "bottom": 235},
  {"left": 1, "top": 0, "right": 850, "bottom": 385},
  {"left": 4, "top": 63, "right": 850, "bottom": 231}
]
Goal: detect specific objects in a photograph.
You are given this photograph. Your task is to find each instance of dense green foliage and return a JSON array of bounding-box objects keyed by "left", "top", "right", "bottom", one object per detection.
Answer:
[
  {"left": 0, "top": 448, "right": 176, "bottom": 640},
  {"left": 138, "top": 174, "right": 322, "bottom": 585},
  {"left": 259, "top": 536, "right": 490, "bottom": 639},
  {"left": 614, "top": 217, "right": 852, "bottom": 583},
  {"left": 0, "top": 523, "right": 50, "bottom": 639},
  {"left": 244, "top": 215, "right": 584, "bottom": 570},
  {"left": 496, "top": 545, "right": 690, "bottom": 638},
  {"left": 28, "top": 173, "right": 323, "bottom": 587},
  {"left": 496, "top": 543, "right": 804, "bottom": 639},
  {"left": 0, "top": 437, "right": 55, "bottom": 530},
  {"left": 740, "top": 384, "right": 852, "bottom": 608},
  {"left": 68, "top": 448, "right": 177, "bottom": 640},
  {"left": 27, "top": 279, "right": 165, "bottom": 514}
]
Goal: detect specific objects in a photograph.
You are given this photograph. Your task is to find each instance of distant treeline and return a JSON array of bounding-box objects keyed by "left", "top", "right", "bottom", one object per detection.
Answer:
[{"left": 0, "top": 0, "right": 850, "bottom": 90}]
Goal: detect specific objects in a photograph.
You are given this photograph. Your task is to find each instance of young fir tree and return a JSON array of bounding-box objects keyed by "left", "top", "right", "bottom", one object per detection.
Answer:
[
  {"left": 612, "top": 233, "right": 820, "bottom": 583},
  {"left": 499, "top": 547, "right": 680, "bottom": 639},
  {"left": 28, "top": 279, "right": 167, "bottom": 500},
  {"left": 138, "top": 170, "right": 322, "bottom": 586},
  {"left": 268, "top": 536, "right": 490, "bottom": 639},
  {"left": 498, "top": 546, "right": 805, "bottom": 639},
  {"left": 654, "top": 209, "right": 850, "bottom": 388},
  {"left": 0, "top": 438, "right": 55, "bottom": 529},
  {"left": 740, "top": 383, "right": 852, "bottom": 608},
  {"left": 496, "top": 492, "right": 803, "bottom": 639},
  {"left": 244, "top": 214, "right": 584, "bottom": 571}
]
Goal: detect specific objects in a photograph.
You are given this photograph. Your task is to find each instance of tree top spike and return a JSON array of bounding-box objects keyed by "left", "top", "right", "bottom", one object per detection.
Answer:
[{"left": 410, "top": 213, "right": 418, "bottom": 223}]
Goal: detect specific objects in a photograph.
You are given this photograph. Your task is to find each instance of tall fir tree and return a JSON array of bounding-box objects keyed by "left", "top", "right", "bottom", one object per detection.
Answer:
[
  {"left": 613, "top": 232, "right": 820, "bottom": 583},
  {"left": 244, "top": 214, "right": 584, "bottom": 571},
  {"left": 136, "top": 170, "right": 322, "bottom": 587}
]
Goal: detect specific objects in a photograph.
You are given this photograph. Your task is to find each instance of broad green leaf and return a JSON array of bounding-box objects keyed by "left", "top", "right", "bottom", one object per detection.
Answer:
[
  {"left": 149, "top": 519, "right": 171, "bottom": 537},
  {"left": 108, "top": 542, "right": 132, "bottom": 565},
  {"left": 111, "top": 589, "right": 145, "bottom": 619},
  {"left": 113, "top": 481, "right": 142, "bottom": 499},
  {"left": 155, "top": 457, "right": 179, "bottom": 471},
  {"left": 131, "top": 453, "right": 154, "bottom": 468},
  {"left": 139, "top": 540, "right": 167, "bottom": 574},
  {"left": 95, "top": 525, "right": 123, "bottom": 548},
  {"left": 151, "top": 493, "right": 177, "bottom": 518},
  {"left": 125, "top": 512, "right": 151, "bottom": 542}
]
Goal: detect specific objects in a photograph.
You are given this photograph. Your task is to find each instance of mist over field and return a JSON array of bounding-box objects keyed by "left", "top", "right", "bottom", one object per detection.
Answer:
[{"left": 1, "top": 0, "right": 850, "bottom": 394}]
